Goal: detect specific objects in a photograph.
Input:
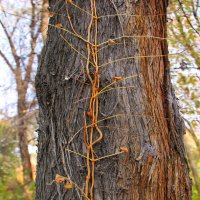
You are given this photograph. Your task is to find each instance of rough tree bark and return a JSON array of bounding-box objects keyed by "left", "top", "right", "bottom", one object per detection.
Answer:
[{"left": 35, "top": 0, "right": 192, "bottom": 199}]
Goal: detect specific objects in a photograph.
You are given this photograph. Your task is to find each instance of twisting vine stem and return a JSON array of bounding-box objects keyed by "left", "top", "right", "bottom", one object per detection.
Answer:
[{"left": 84, "top": 0, "right": 102, "bottom": 199}]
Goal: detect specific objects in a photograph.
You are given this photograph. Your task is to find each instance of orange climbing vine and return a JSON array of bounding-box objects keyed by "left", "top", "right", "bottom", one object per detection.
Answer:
[{"left": 84, "top": 0, "right": 100, "bottom": 198}]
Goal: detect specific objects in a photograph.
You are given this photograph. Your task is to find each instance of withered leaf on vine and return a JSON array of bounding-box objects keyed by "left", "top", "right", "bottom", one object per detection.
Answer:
[
  {"left": 120, "top": 147, "right": 129, "bottom": 154},
  {"left": 55, "top": 23, "right": 63, "bottom": 28}
]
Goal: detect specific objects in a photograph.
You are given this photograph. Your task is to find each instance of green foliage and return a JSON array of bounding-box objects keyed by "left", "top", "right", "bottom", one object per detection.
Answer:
[
  {"left": 0, "top": 121, "right": 19, "bottom": 178},
  {"left": 0, "top": 182, "right": 23, "bottom": 200},
  {"left": 0, "top": 120, "right": 35, "bottom": 199},
  {"left": 191, "top": 144, "right": 200, "bottom": 200},
  {"left": 192, "top": 191, "right": 200, "bottom": 200},
  {"left": 0, "top": 181, "right": 35, "bottom": 200},
  {"left": 0, "top": 120, "right": 20, "bottom": 199}
]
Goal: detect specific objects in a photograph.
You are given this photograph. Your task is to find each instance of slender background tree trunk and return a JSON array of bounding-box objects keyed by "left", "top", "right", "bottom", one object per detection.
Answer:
[
  {"left": 41, "top": 0, "right": 49, "bottom": 42},
  {"left": 17, "top": 88, "right": 33, "bottom": 183},
  {"left": 35, "top": 0, "right": 191, "bottom": 199}
]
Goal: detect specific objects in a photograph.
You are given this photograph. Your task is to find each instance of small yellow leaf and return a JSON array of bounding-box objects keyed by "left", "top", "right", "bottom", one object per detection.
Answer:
[
  {"left": 48, "top": 12, "right": 55, "bottom": 18},
  {"left": 66, "top": 0, "right": 72, "bottom": 3},
  {"left": 112, "top": 76, "right": 123, "bottom": 82},
  {"left": 55, "top": 23, "right": 62, "bottom": 28},
  {"left": 120, "top": 147, "right": 129, "bottom": 154},
  {"left": 109, "top": 39, "right": 116, "bottom": 44},
  {"left": 64, "top": 182, "right": 73, "bottom": 190}
]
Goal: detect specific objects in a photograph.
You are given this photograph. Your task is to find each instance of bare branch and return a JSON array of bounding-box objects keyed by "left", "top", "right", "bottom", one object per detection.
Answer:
[
  {"left": 30, "top": 0, "right": 36, "bottom": 39},
  {"left": 191, "top": 0, "right": 200, "bottom": 28},
  {"left": 23, "top": 0, "right": 37, "bottom": 92},
  {"left": 0, "top": 19, "right": 24, "bottom": 87},
  {"left": 0, "top": 19, "right": 21, "bottom": 68},
  {"left": 10, "top": 14, "right": 23, "bottom": 38},
  {"left": 0, "top": 49, "right": 15, "bottom": 73},
  {"left": 177, "top": 0, "right": 200, "bottom": 36},
  {"left": 40, "top": 0, "right": 49, "bottom": 41}
]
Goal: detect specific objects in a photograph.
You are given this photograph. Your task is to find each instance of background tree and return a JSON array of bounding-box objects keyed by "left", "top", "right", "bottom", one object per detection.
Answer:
[
  {"left": 0, "top": 0, "right": 48, "bottom": 184},
  {"left": 36, "top": 0, "right": 191, "bottom": 199}
]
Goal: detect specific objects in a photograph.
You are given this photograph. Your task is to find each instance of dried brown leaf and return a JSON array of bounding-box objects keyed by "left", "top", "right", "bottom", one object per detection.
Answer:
[
  {"left": 112, "top": 76, "right": 123, "bottom": 82},
  {"left": 55, "top": 23, "right": 62, "bottom": 28},
  {"left": 66, "top": 0, "right": 72, "bottom": 3},
  {"left": 48, "top": 12, "right": 55, "bottom": 18},
  {"left": 109, "top": 39, "right": 116, "bottom": 44},
  {"left": 55, "top": 174, "right": 66, "bottom": 183},
  {"left": 120, "top": 147, "right": 129, "bottom": 154}
]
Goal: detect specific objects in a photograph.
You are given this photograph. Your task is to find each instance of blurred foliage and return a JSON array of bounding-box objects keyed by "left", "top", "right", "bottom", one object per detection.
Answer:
[
  {"left": 0, "top": 121, "right": 18, "bottom": 177},
  {"left": 0, "top": 120, "right": 35, "bottom": 199},
  {"left": 185, "top": 133, "right": 200, "bottom": 200},
  {"left": 168, "top": 0, "right": 200, "bottom": 126},
  {"left": 168, "top": 0, "right": 200, "bottom": 68},
  {"left": 168, "top": 1, "right": 200, "bottom": 199},
  {"left": 193, "top": 180, "right": 200, "bottom": 200}
]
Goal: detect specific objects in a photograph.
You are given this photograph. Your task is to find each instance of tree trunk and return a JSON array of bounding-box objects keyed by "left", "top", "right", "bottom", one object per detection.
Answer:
[
  {"left": 41, "top": 0, "right": 49, "bottom": 42},
  {"left": 17, "top": 90, "right": 33, "bottom": 184},
  {"left": 35, "top": 0, "right": 191, "bottom": 199}
]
